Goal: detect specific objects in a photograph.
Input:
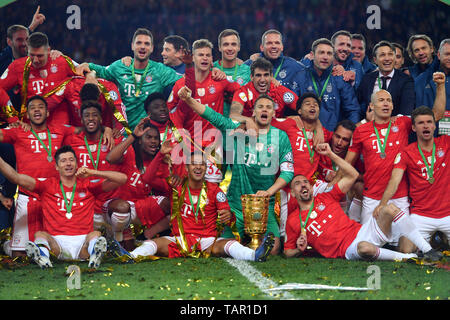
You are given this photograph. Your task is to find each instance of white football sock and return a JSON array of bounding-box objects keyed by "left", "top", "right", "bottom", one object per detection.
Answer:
[
  {"left": 374, "top": 247, "right": 417, "bottom": 261},
  {"left": 224, "top": 240, "right": 255, "bottom": 261},
  {"left": 34, "top": 238, "right": 50, "bottom": 257},
  {"left": 88, "top": 237, "right": 99, "bottom": 255},
  {"left": 347, "top": 198, "right": 362, "bottom": 222},
  {"left": 130, "top": 240, "right": 157, "bottom": 258},
  {"left": 392, "top": 210, "right": 432, "bottom": 253}
]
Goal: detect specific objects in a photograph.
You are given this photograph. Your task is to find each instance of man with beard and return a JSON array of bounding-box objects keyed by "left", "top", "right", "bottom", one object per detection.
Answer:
[
  {"left": 284, "top": 143, "right": 442, "bottom": 262},
  {"left": 77, "top": 28, "right": 182, "bottom": 130},
  {"left": 406, "top": 34, "right": 440, "bottom": 80},
  {"left": 296, "top": 38, "right": 360, "bottom": 131},
  {"left": 0, "top": 145, "right": 127, "bottom": 269}
]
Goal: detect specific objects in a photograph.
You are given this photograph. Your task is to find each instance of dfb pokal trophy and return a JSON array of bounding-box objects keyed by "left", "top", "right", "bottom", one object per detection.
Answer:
[{"left": 241, "top": 194, "right": 270, "bottom": 250}]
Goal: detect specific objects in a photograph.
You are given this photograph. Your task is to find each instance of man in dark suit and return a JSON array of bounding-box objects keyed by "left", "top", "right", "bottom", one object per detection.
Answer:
[{"left": 357, "top": 41, "right": 415, "bottom": 121}]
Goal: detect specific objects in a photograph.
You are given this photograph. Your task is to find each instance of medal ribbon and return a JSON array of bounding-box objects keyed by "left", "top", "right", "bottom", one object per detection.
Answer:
[
  {"left": 219, "top": 60, "right": 238, "bottom": 80},
  {"left": 373, "top": 121, "right": 392, "bottom": 155},
  {"left": 311, "top": 71, "right": 331, "bottom": 99},
  {"left": 418, "top": 143, "right": 436, "bottom": 181},
  {"left": 131, "top": 59, "right": 151, "bottom": 97},
  {"left": 273, "top": 57, "right": 285, "bottom": 79},
  {"left": 30, "top": 128, "right": 52, "bottom": 160},
  {"left": 302, "top": 128, "right": 315, "bottom": 160},
  {"left": 84, "top": 134, "right": 103, "bottom": 170},
  {"left": 299, "top": 199, "right": 315, "bottom": 234},
  {"left": 187, "top": 184, "right": 205, "bottom": 223},
  {"left": 60, "top": 181, "right": 77, "bottom": 216}
]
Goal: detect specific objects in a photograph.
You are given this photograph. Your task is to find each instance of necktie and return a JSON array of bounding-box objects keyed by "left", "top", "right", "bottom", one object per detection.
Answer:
[{"left": 381, "top": 76, "right": 391, "bottom": 90}]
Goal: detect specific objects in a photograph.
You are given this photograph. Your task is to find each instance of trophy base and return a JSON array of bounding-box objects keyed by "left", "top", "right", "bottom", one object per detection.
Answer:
[{"left": 246, "top": 234, "right": 263, "bottom": 251}]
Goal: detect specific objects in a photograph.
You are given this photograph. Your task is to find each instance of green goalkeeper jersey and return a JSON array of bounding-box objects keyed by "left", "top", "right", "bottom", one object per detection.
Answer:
[
  {"left": 89, "top": 59, "right": 182, "bottom": 130},
  {"left": 213, "top": 60, "right": 251, "bottom": 117},
  {"left": 202, "top": 106, "right": 294, "bottom": 212}
]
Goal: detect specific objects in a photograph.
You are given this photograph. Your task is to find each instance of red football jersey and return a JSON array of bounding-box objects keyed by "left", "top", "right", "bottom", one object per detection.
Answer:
[
  {"left": 34, "top": 177, "right": 104, "bottom": 236},
  {"left": 394, "top": 135, "right": 450, "bottom": 219},
  {"left": 0, "top": 55, "right": 77, "bottom": 125},
  {"left": 285, "top": 184, "right": 361, "bottom": 258},
  {"left": 1, "top": 124, "right": 76, "bottom": 198},
  {"left": 348, "top": 117, "right": 411, "bottom": 199},
  {"left": 271, "top": 118, "right": 332, "bottom": 178},
  {"left": 46, "top": 76, "right": 127, "bottom": 131},
  {"left": 232, "top": 82, "right": 297, "bottom": 118},
  {"left": 167, "top": 73, "right": 240, "bottom": 147},
  {"left": 0, "top": 87, "right": 13, "bottom": 124},
  {"left": 172, "top": 181, "right": 230, "bottom": 238}
]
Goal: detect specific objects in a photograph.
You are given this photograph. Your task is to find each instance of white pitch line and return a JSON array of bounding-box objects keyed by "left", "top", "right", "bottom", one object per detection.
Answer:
[{"left": 223, "top": 258, "right": 298, "bottom": 300}]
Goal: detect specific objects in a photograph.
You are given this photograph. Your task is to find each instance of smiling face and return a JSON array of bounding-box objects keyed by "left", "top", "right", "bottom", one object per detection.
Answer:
[
  {"left": 8, "top": 29, "right": 28, "bottom": 58},
  {"left": 251, "top": 67, "right": 272, "bottom": 94},
  {"left": 193, "top": 46, "right": 213, "bottom": 72},
  {"left": 260, "top": 33, "right": 283, "bottom": 60},
  {"left": 298, "top": 97, "right": 320, "bottom": 122},
  {"left": 56, "top": 151, "right": 78, "bottom": 178},
  {"left": 252, "top": 97, "right": 275, "bottom": 128},
  {"left": 219, "top": 34, "right": 240, "bottom": 63},
  {"left": 132, "top": 34, "right": 153, "bottom": 62},
  {"left": 140, "top": 127, "right": 160, "bottom": 157},
  {"left": 81, "top": 106, "right": 102, "bottom": 134},
  {"left": 187, "top": 153, "right": 207, "bottom": 183},
  {"left": 334, "top": 35, "right": 352, "bottom": 63},
  {"left": 413, "top": 114, "right": 436, "bottom": 142},
  {"left": 374, "top": 45, "right": 395, "bottom": 74},
  {"left": 27, "top": 98, "right": 48, "bottom": 126},
  {"left": 291, "top": 175, "right": 313, "bottom": 202},
  {"left": 351, "top": 38, "right": 365, "bottom": 63}
]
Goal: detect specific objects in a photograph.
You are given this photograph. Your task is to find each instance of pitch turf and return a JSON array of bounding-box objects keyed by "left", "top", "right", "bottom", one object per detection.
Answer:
[{"left": 0, "top": 254, "right": 448, "bottom": 301}]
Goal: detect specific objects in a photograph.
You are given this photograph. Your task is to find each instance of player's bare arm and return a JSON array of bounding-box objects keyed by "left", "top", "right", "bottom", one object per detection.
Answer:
[
  {"left": 75, "top": 167, "right": 127, "bottom": 192},
  {"left": 0, "top": 156, "right": 36, "bottom": 191}
]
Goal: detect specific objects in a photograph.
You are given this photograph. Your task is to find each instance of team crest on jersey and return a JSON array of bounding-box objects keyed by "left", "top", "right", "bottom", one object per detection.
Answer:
[
  {"left": 50, "top": 64, "right": 58, "bottom": 73},
  {"left": 109, "top": 90, "right": 118, "bottom": 101},
  {"left": 267, "top": 145, "right": 274, "bottom": 154},
  {"left": 279, "top": 70, "right": 287, "bottom": 79},
  {"left": 197, "top": 88, "right": 205, "bottom": 97},
  {"left": 239, "top": 92, "right": 247, "bottom": 102},
  {"left": 216, "top": 192, "right": 227, "bottom": 203},
  {"left": 283, "top": 92, "right": 294, "bottom": 103},
  {"left": 101, "top": 145, "right": 108, "bottom": 152},
  {"left": 40, "top": 70, "right": 48, "bottom": 78},
  {"left": 318, "top": 204, "right": 326, "bottom": 211},
  {"left": 392, "top": 126, "right": 399, "bottom": 133},
  {"left": 326, "top": 83, "right": 332, "bottom": 93},
  {"left": 145, "top": 75, "right": 152, "bottom": 83},
  {"left": 236, "top": 77, "right": 244, "bottom": 85},
  {"left": 438, "top": 149, "right": 445, "bottom": 158},
  {"left": 79, "top": 192, "right": 86, "bottom": 198},
  {"left": 1, "top": 68, "right": 8, "bottom": 79},
  {"left": 208, "top": 85, "right": 216, "bottom": 94}
]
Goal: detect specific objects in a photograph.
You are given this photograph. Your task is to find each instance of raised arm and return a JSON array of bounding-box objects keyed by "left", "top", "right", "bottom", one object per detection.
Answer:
[
  {"left": 0, "top": 156, "right": 35, "bottom": 191},
  {"left": 432, "top": 72, "right": 446, "bottom": 121}
]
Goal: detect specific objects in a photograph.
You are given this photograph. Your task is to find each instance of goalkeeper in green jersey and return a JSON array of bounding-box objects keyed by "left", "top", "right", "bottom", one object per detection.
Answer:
[
  {"left": 177, "top": 85, "right": 294, "bottom": 255},
  {"left": 76, "top": 28, "right": 182, "bottom": 131}
]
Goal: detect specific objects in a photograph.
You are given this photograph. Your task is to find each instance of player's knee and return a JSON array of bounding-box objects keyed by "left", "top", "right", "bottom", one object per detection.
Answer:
[
  {"left": 357, "top": 241, "right": 377, "bottom": 260},
  {"left": 382, "top": 203, "right": 401, "bottom": 219},
  {"left": 110, "top": 211, "right": 131, "bottom": 230}
]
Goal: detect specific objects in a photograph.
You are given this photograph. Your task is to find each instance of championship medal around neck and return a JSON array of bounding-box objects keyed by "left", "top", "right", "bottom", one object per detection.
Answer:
[
  {"left": 380, "top": 152, "right": 386, "bottom": 159},
  {"left": 66, "top": 211, "right": 73, "bottom": 220},
  {"left": 428, "top": 177, "right": 435, "bottom": 184},
  {"left": 47, "top": 155, "right": 53, "bottom": 162}
]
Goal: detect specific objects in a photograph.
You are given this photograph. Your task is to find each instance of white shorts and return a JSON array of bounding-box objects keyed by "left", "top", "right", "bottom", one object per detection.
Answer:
[
  {"left": 410, "top": 214, "right": 450, "bottom": 243},
  {"left": 345, "top": 215, "right": 390, "bottom": 260},
  {"left": 11, "top": 194, "right": 40, "bottom": 251},
  {"left": 361, "top": 196, "right": 410, "bottom": 245},
  {"left": 163, "top": 236, "right": 226, "bottom": 251},
  {"left": 53, "top": 234, "right": 87, "bottom": 261}
]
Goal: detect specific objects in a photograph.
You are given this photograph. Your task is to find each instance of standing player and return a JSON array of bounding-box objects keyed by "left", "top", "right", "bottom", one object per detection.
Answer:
[
  {"left": 178, "top": 86, "right": 294, "bottom": 254},
  {"left": 375, "top": 106, "right": 449, "bottom": 251},
  {"left": 0, "top": 96, "right": 77, "bottom": 257},
  {"left": 0, "top": 145, "right": 127, "bottom": 269},
  {"left": 111, "top": 142, "right": 274, "bottom": 262},
  {"left": 284, "top": 143, "right": 442, "bottom": 262},
  {"left": 230, "top": 57, "right": 298, "bottom": 119},
  {"left": 77, "top": 28, "right": 182, "bottom": 130},
  {"left": 0, "top": 32, "right": 79, "bottom": 125}
]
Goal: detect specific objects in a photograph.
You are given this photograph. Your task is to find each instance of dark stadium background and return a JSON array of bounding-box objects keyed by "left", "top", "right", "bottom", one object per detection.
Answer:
[{"left": 1, "top": 0, "right": 449, "bottom": 67}]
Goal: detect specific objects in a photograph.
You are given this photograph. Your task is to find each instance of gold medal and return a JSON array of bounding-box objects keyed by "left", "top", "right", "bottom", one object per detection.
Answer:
[
  {"left": 310, "top": 157, "right": 314, "bottom": 164},
  {"left": 428, "top": 177, "right": 435, "bottom": 184}
]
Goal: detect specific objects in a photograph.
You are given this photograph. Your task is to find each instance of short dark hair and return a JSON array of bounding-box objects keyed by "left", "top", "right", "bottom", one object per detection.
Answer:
[
  {"left": 144, "top": 92, "right": 166, "bottom": 113},
  {"left": 54, "top": 145, "right": 77, "bottom": 164},
  {"left": 296, "top": 92, "right": 321, "bottom": 112},
  {"left": 164, "top": 35, "right": 189, "bottom": 52},
  {"left": 331, "top": 30, "right": 352, "bottom": 46},
  {"left": 372, "top": 40, "right": 395, "bottom": 58},
  {"left": 80, "top": 100, "right": 102, "bottom": 116},
  {"left": 411, "top": 106, "right": 435, "bottom": 125},
  {"left": 80, "top": 83, "right": 100, "bottom": 102},
  {"left": 7, "top": 24, "right": 28, "bottom": 40},
  {"left": 311, "top": 38, "right": 333, "bottom": 54},
  {"left": 132, "top": 28, "right": 153, "bottom": 44},
  {"left": 392, "top": 42, "right": 405, "bottom": 55},
  {"left": 27, "top": 32, "right": 49, "bottom": 49},
  {"left": 335, "top": 119, "right": 356, "bottom": 133},
  {"left": 27, "top": 95, "right": 48, "bottom": 109},
  {"left": 351, "top": 33, "right": 367, "bottom": 49},
  {"left": 250, "top": 57, "right": 273, "bottom": 76},
  {"left": 218, "top": 29, "right": 240, "bottom": 47}
]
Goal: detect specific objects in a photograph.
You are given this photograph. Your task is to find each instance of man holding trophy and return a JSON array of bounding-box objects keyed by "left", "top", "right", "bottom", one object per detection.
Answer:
[{"left": 177, "top": 85, "right": 294, "bottom": 255}]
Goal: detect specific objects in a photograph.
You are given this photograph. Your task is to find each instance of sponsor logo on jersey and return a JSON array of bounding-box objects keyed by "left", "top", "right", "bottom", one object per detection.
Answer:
[
  {"left": 283, "top": 92, "right": 294, "bottom": 103},
  {"left": 109, "top": 90, "right": 118, "bottom": 101},
  {"left": 216, "top": 191, "right": 227, "bottom": 203}
]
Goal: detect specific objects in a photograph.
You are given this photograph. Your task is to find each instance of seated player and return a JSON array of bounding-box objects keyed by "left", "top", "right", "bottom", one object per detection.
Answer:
[
  {"left": 284, "top": 142, "right": 443, "bottom": 262},
  {"left": 0, "top": 145, "right": 127, "bottom": 269},
  {"left": 110, "top": 141, "right": 275, "bottom": 262}
]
